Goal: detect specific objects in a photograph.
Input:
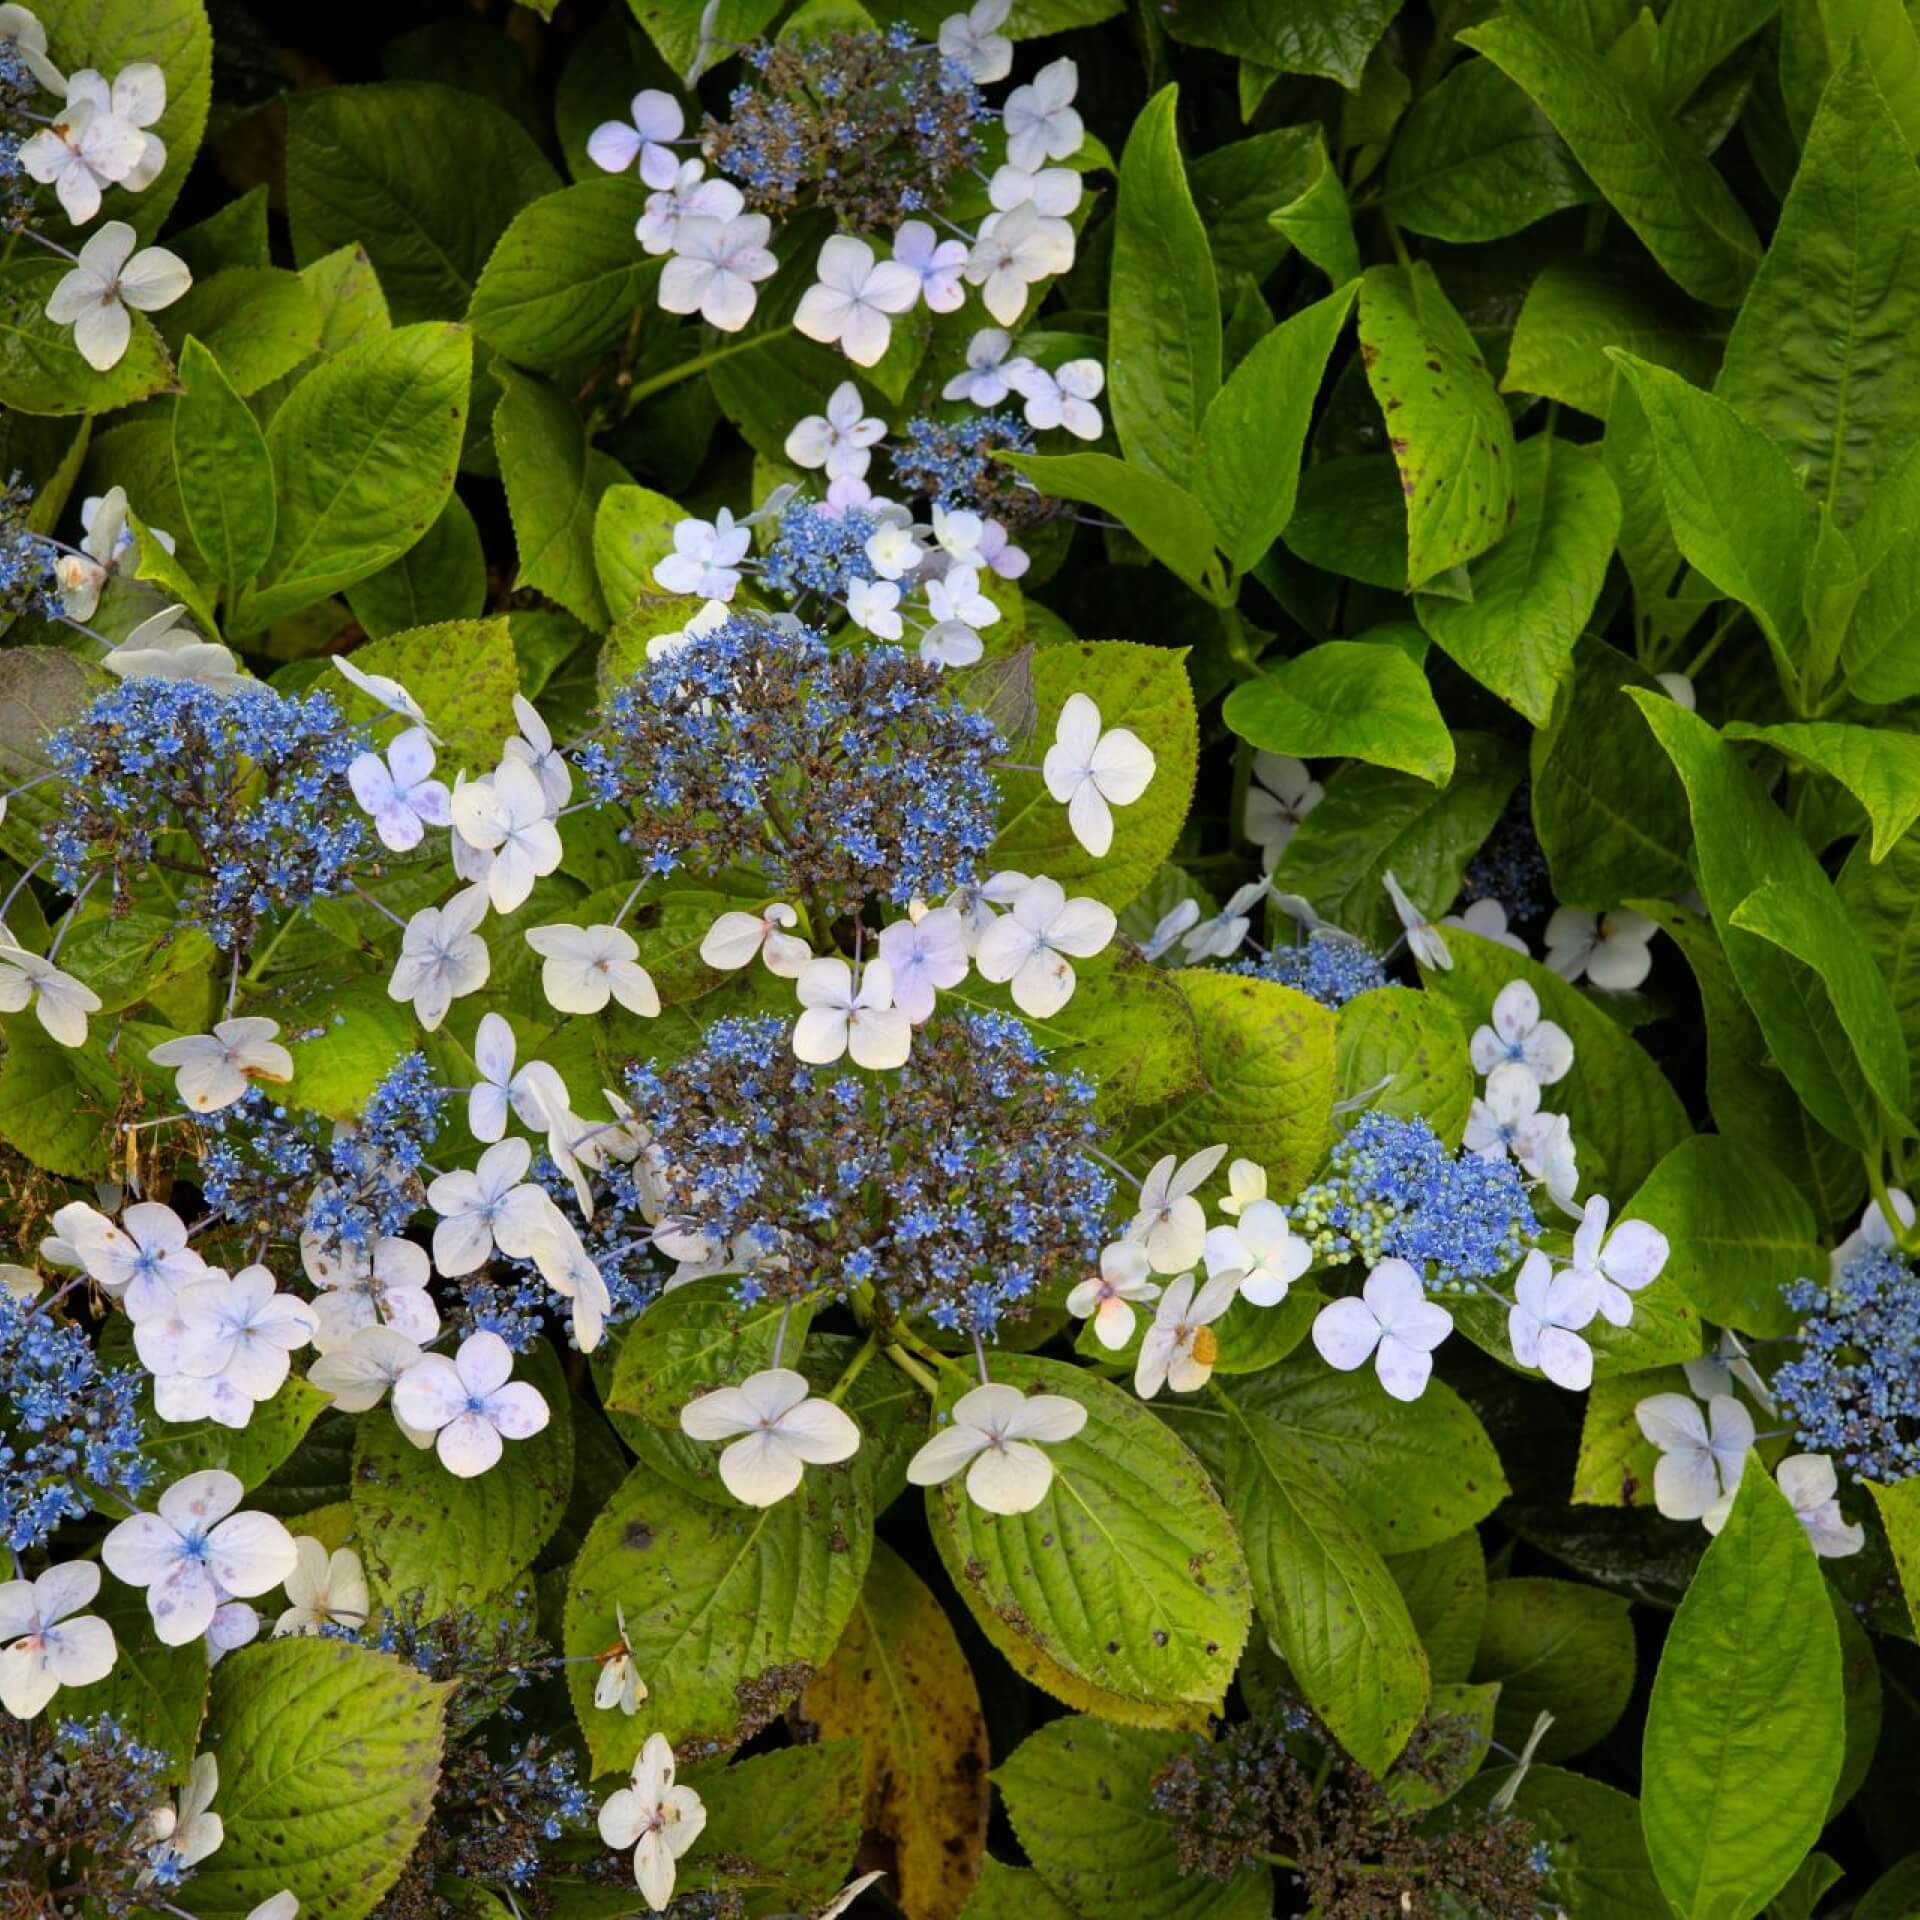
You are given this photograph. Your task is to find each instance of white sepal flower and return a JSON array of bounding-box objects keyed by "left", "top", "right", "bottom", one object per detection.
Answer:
[
  {"left": 20, "top": 92, "right": 145, "bottom": 225},
  {"left": 586, "top": 88, "right": 685, "bottom": 185},
  {"left": 1129, "top": 1143, "right": 1227, "bottom": 1275},
  {"left": 594, "top": 1601, "right": 647, "bottom": 1715},
  {"left": 1463, "top": 1060, "right": 1545, "bottom": 1162},
  {"left": 1010, "top": 358, "right": 1104, "bottom": 440},
  {"left": 988, "top": 162, "right": 1083, "bottom": 217},
  {"left": 143, "top": 1263, "right": 318, "bottom": 1411},
  {"left": 892, "top": 218, "right": 968, "bottom": 312},
  {"left": 1135, "top": 1272, "right": 1239, "bottom": 1398},
  {"left": 1634, "top": 1391, "right": 1753, "bottom": 1522},
  {"left": 331, "top": 658, "right": 436, "bottom": 736},
  {"left": 0, "top": 1561, "right": 116, "bottom": 1719},
  {"left": 427, "top": 1137, "right": 567, "bottom": 1276},
  {"left": 525, "top": 922, "right": 661, "bottom": 1018},
  {"left": 468, "top": 1011, "right": 569, "bottom": 1142},
  {"left": 450, "top": 762, "right": 562, "bottom": 915},
  {"left": 1065, "top": 1240, "right": 1160, "bottom": 1350},
  {"left": 972, "top": 875, "right": 1115, "bottom": 1017},
  {"left": 965, "top": 201, "right": 1073, "bottom": 326},
  {"left": 599, "top": 1734, "right": 706, "bottom": 1913},
  {"left": 1202, "top": 1198, "right": 1311, "bottom": 1308},
  {"left": 347, "top": 727, "right": 450, "bottom": 853},
  {"left": 147, "top": 1018, "right": 293, "bottom": 1114},
  {"left": 142, "top": 1753, "right": 222, "bottom": 1881},
  {"left": 784, "top": 381, "right": 886, "bottom": 481},
  {"left": 307, "top": 1235, "right": 438, "bottom": 1351},
  {"left": 875, "top": 908, "right": 969, "bottom": 1023},
  {"left": 1002, "top": 55, "right": 1083, "bottom": 169},
  {"left": 52, "top": 1198, "right": 204, "bottom": 1316},
  {"left": 942, "top": 326, "right": 1034, "bottom": 406},
  {"left": 1469, "top": 981, "right": 1572, "bottom": 1085},
  {"left": 306, "top": 1325, "right": 426, "bottom": 1418},
  {"left": 0, "top": 5, "right": 64, "bottom": 91},
  {"left": 0, "top": 936, "right": 102, "bottom": 1047},
  {"left": 102, "top": 1471, "right": 297, "bottom": 1646},
  {"left": 679, "top": 1367, "right": 861, "bottom": 1506},
  {"left": 1506, "top": 1249, "right": 1601, "bottom": 1391},
  {"left": 792, "top": 956, "right": 912, "bottom": 1069},
  {"left": 846, "top": 576, "right": 903, "bottom": 638},
  {"left": 69, "top": 64, "right": 165, "bottom": 189},
  {"left": 637, "top": 161, "right": 744, "bottom": 254},
  {"left": 653, "top": 508, "right": 750, "bottom": 599},
  {"left": 1311, "top": 1259, "right": 1453, "bottom": 1402},
  {"left": 938, "top": 0, "right": 1013, "bottom": 82},
  {"left": 390, "top": 1330, "right": 551, "bottom": 1478},
  {"left": 1544, "top": 907, "right": 1658, "bottom": 991},
  {"left": 1567, "top": 1195, "right": 1668, "bottom": 1326},
  {"left": 1245, "top": 752, "right": 1321, "bottom": 867},
  {"left": 502, "top": 692, "right": 572, "bottom": 811},
  {"left": 699, "top": 905, "right": 811, "bottom": 978},
  {"left": 274, "top": 1538, "right": 370, "bottom": 1635},
  {"left": 794, "top": 234, "right": 921, "bottom": 366},
  {"left": 906, "top": 1382, "right": 1086, "bottom": 1515},
  {"left": 101, "top": 604, "right": 241, "bottom": 689},
  {"left": 659, "top": 213, "right": 777, "bottom": 331},
  {"left": 388, "top": 886, "right": 490, "bottom": 1031},
  {"left": 1771, "top": 1454, "right": 1865, "bottom": 1558},
  {"left": 1384, "top": 869, "right": 1451, "bottom": 972},
  {"left": 1042, "top": 691, "right": 1155, "bottom": 858}
]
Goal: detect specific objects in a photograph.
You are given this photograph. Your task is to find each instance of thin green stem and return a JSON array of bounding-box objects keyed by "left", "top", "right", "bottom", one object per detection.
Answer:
[
  {"left": 621, "top": 325, "right": 795, "bottom": 414},
  {"left": 826, "top": 1331, "right": 879, "bottom": 1405}
]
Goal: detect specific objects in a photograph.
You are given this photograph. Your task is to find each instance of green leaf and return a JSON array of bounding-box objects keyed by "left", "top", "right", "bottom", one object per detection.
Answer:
[
  {"left": 799, "top": 1543, "right": 990, "bottom": 1920},
  {"left": 1269, "top": 129, "right": 1361, "bottom": 287},
  {"left": 1718, "top": 51, "right": 1920, "bottom": 524},
  {"left": 76, "top": 1578, "right": 207, "bottom": 1780},
  {"left": 158, "top": 268, "right": 327, "bottom": 396},
  {"left": 1608, "top": 353, "right": 1814, "bottom": 667},
  {"left": 332, "top": 616, "right": 521, "bottom": 773},
  {"left": 1624, "top": 1136, "right": 1815, "bottom": 1339},
  {"left": 1222, "top": 1356, "right": 1508, "bottom": 1553},
  {"left": 1506, "top": 263, "right": 1723, "bottom": 420},
  {"left": 1532, "top": 638, "right": 1695, "bottom": 909},
  {"left": 991, "top": 639, "right": 1199, "bottom": 912},
  {"left": 235, "top": 323, "right": 473, "bottom": 634},
  {"left": 1220, "top": 1397, "right": 1430, "bottom": 1775},
  {"left": 1416, "top": 435, "right": 1620, "bottom": 726},
  {"left": 1128, "top": 969, "right": 1337, "bottom": 1201},
  {"left": 171, "top": 185, "right": 271, "bottom": 279},
  {"left": 1109, "top": 86, "right": 1219, "bottom": 488},
  {"left": 958, "top": 1861, "right": 1082, "bottom": 1920},
  {"left": 603, "top": 1278, "right": 804, "bottom": 1428},
  {"left": 1460, "top": 13, "right": 1760, "bottom": 306},
  {"left": 470, "top": 178, "right": 660, "bottom": 371},
  {"left": 0, "top": 256, "right": 174, "bottom": 417},
  {"left": 1281, "top": 454, "right": 1426, "bottom": 589},
  {"left": 1642, "top": 1457, "right": 1845, "bottom": 1920},
  {"left": 1188, "top": 127, "right": 1320, "bottom": 284},
  {"left": 1276, "top": 733, "right": 1525, "bottom": 947},
  {"left": 344, "top": 494, "right": 488, "bottom": 639},
  {"left": 1383, "top": 57, "right": 1596, "bottom": 243},
  {"left": 0, "top": 1018, "right": 120, "bottom": 1179},
  {"left": 1192, "top": 284, "right": 1356, "bottom": 574},
  {"left": 563, "top": 1437, "right": 872, "bottom": 1770},
  {"left": 353, "top": 1338, "right": 573, "bottom": 1613},
  {"left": 1417, "top": 925, "right": 1691, "bottom": 1199},
  {"left": 1725, "top": 719, "right": 1920, "bottom": 861},
  {"left": 1471, "top": 1577, "right": 1637, "bottom": 1761},
  {"left": 494, "top": 361, "right": 626, "bottom": 630},
  {"left": 1387, "top": 1530, "right": 1488, "bottom": 1685},
  {"left": 1358, "top": 262, "right": 1518, "bottom": 588},
  {"left": 187, "top": 1638, "right": 451, "bottom": 1920},
  {"left": 1868, "top": 1472, "right": 1920, "bottom": 1638},
  {"left": 929, "top": 1356, "right": 1251, "bottom": 1719},
  {"left": 173, "top": 337, "right": 277, "bottom": 588},
  {"left": 1856, "top": 1856, "right": 1920, "bottom": 1920},
  {"left": 1222, "top": 639, "right": 1453, "bottom": 784},
  {"left": 592, "top": 481, "right": 687, "bottom": 622},
  {"left": 287, "top": 83, "right": 560, "bottom": 323},
  {"left": 0, "top": 648, "right": 113, "bottom": 870},
  {"left": 1157, "top": 0, "right": 1398, "bottom": 88},
  {"left": 1334, "top": 984, "right": 1474, "bottom": 1147},
  {"left": 994, "top": 1716, "right": 1272, "bottom": 1920},
  {"left": 681, "top": 1740, "right": 865, "bottom": 1912},
  {"left": 139, "top": 1377, "right": 332, "bottom": 1496},
  {"left": 1001, "top": 450, "right": 1221, "bottom": 595}
]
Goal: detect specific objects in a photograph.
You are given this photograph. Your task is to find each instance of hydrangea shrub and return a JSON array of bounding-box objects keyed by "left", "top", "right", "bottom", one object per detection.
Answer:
[{"left": 0, "top": 2, "right": 1917, "bottom": 1918}]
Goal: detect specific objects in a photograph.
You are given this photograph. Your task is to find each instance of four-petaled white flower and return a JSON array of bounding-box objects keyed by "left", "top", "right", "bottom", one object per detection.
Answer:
[
  {"left": 892, "top": 218, "right": 969, "bottom": 312},
  {"left": 1544, "top": 907, "right": 1658, "bottom": 992},
  {"left": 103, "top": 1469, "right": 298, "bottom": 1646},
  {"left": 1135, "top": 1272, "right": 1239, "bottom": 1398},
  {"left": 795, "top": 234, "right": 922, "bottom": 366},
  {"left": 906, "top": 1382, "right": 1087, "bottom": 1514},
  {"left": 0, "top": 1560, "right": 116, "bottom": 1719},
  {"left": 347, "top": 727, "right": 451, "bottom": 853},
  {"left": 332, "top": 657, "right": 437, "bottom": 736},
  {"left": 1567, "top": 1194, "right": 1668, "bottom": 1326},
  {"left": 52, "top": 1198, "right": 205, "bottom": 1316},
  {"left": 864, "top": 517, "right": 923, "bottom": 581},
  {"left": 1244, "top": 753, "right": 1321, "bottom": 867},
  {"left": 43, "top": 218, "right": 189, "bottom": 371},
  {"left": 846, "top": 576, "right": 903, "bottom": 638},
  {"left": 1202, "top": 1198, "right": 1311, "bottom": 1307},
  {"left": 699, "top": 904, "right": 811, "bottom": 978},
  {"left": 875, "top": 907, "right": 970, "bottom": 1023},
  {"left": 450, "top": 762, "right": 562, "bottom": 914},
  {"left": 0, "top": 935, "right": 102, "bottom": 1047},
  {"left": 468, "top": 1011, "right": 569, "bottom": 1143},
  {"left": 1469, "top": 981, "right": 1572, "bottom": 1086},
  {"left": 307, "top": 1235, "right": 439, "bottom": 1351},
  {"left": 143, "top": 1752, "right": 223, "bottom": 1882},
  {"left": 1506, "top": 1248, "right": 1600, "bottom": 1391},
  {"left": 973, "top": 875, "right": 1116, "bottom": 1017},
  {"left": 68, "top": 64, "right": 166, "bottom": 188},
  {"left": 659, "top": 212, "right": 777, "bottom": 331},
  {"left": 784, "top": 381, "right": 887, "bottom": 482},
  {"left": 942, "top": 326, "right": 1035, "bottom": 406},
  {"left": 391, "top": 1330, "right": 552, "bottom": 1478},
  {"left": 594, "top": 1601, "right": 648, "bottom": 1715},
  {"left": 920, "top": 562, "right": 999, "bottom": 668},
  {"left": 102, "top": 602, "right": 242, "bottom": 689},
  {"left": 142, "top": 1264, "right": 319, "bottom": 1421},
  {"left": 20, "top": 87, "right": 144, "bottom": 224},
  {"left": 1042, "top": 692, "right": 1155, "bottom": 858},
  {"left": 148, "top": 1017, "right": 293, "bottom": 1113},
  {"left": 1442, "top": 896, "right": 1528, "bottom": 955},
  {"left": 599, "top": 1734, "right": 707, "bottom": 1913},
  {"left": 274, "top": 1538, "right": 370, "bottom": 1635},
  {"left": 587, "top": 88, "right": 685, "bottom": 187},
  {"left": 1634, "top": 1391, "right": 1753, "bottom": 1522},
  {"left": 1065, "top": 1240, "right": 1160, "bottom": 1350},
  {"left": 792, "top": 956, "right": 912, "bottom": 1069},
  {"left": 679, "top": 1367, "right": 862, "bottom": 1506},
  {"left": 1002, "top": 55, "right": 1083, "bottom": 169},
  {"left": 1463, "top": 1061, "right": 1552, "bottom": 1163},
  {"left": 966, "top": 201, "right": 1074, "bottom": 326},
  {"left": 1312, "top": 1259, "right": 1454, "bottom": 1402},
  {"left": 428, "top": 1137, "right": 568, "bottom": 1276},
  {"left": 1129, "top": 1143, "right": 1227, "bottom": 1274},
  {"left": 1010, "top": 358, "right": 1104, "bottom": 440},
  {"left": 525, "top": 922, "right": 661, "bottom": 1018},
  {"left": 1384, "top": 869, "right": 1451, "bottom": 972},
  {"left": 653, "top": 508, "right": 751, "bottom": 600},
  {"left": 939, "top": 0, "right": 1013, "bottom": 82},
  {"left": 1769, "top": 1454, "right": 1865, "bottom": 1558},
  {"left": 388, "top": 885, "right": 490, "bottom": 1031}
]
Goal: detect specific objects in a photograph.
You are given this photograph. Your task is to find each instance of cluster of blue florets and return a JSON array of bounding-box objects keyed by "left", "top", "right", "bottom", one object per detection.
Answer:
[
  {"left": 1775, "top": 1245, "right": 1920, "bottom": 1482},
  {"left": 1236, "top": 932, "right": 1388, "bottom": 1009},
  {"left": 0, "top": 51, "right": 38, "bottom": 231},
  {"left": 1293, "top": 1111, "right": 1536, "bottom": 1289},
  {"left": 626, "top": 1009, "right": 1114, "bottom": 1334},
  {"left": 890, "top": 409, "right": 1039, "bottom": 521},
  {"left": 760, "top": 499, "right": 882, "bottom": 602},
  {"left": 0, "top": 472, "right": 59, "bottom": 619},
  {"left": 1463, "top": 782, "right": 1552, "bottom": 925},
  {"left": 43, "top": 678, "right": 370, "bottom": 951},
  {"left": 581, "top": 615, "right": 1001, "bottom": 914},
  {"left": 0, "top": 1287, "right": 149, "bottom": 1552}
]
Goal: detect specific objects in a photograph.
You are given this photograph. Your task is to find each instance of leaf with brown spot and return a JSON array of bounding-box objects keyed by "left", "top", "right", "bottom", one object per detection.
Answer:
[{"left": 802, "top": 1542, "right": 990, "bottom": 1919}]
